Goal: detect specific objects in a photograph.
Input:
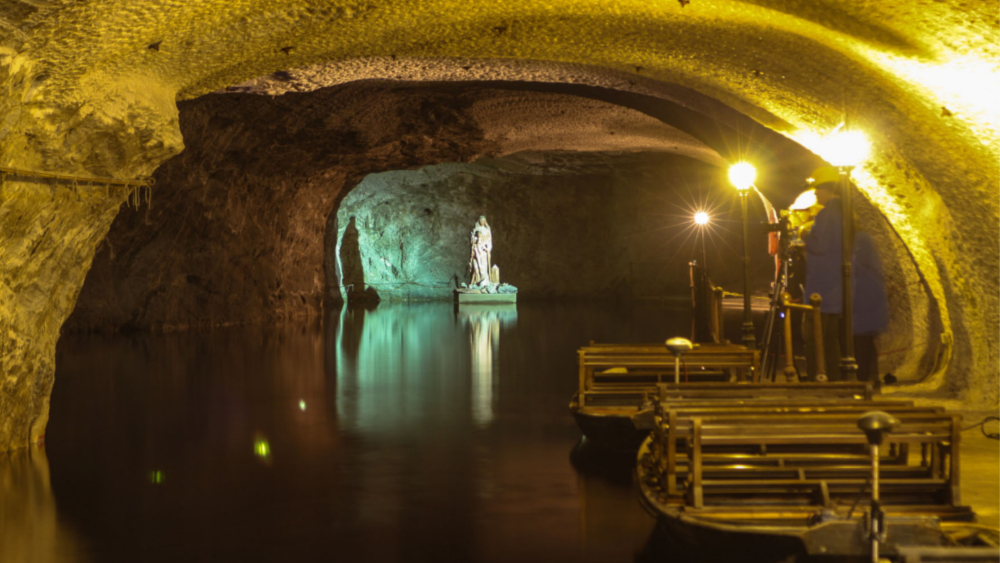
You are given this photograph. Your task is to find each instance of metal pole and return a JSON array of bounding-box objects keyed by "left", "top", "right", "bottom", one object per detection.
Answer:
[
  {"left": 740, "top": 192, "right": 756, "bottom": 349},
  {"left": 701, "top": 229, "right": 708, "bottom": 271},
  {"left": 781, "top": 292, "right": 797, "bottom": 383},
  {"left": 839, "top": 167, "right": 859, "bottom": 381},
  {"left": 674, "top": 355, "right": 681, "bottom": 384},
  {"left": 870, "top": 441, "right": 880, "bottom": 563},
  {"left": 811, "top": 294, "right": 828, "bottom": 382},
  {"left": 715, "top": 287, "right": 725, "bottom": 344}
]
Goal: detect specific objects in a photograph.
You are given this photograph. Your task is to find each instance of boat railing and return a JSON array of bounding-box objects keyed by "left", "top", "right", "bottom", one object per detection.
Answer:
[
  {"left": 642, "top": 406, "right": 961, "bottom": 514},
  {"left": 576, "top": 344, "right": 760, "bottom": 407}
]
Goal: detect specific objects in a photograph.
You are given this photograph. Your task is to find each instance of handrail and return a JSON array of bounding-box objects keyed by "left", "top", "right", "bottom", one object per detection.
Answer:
[
  {"left": 779, "top": 292, "right": 826, "bottom": 383},
  {"left": 0, "top": 165, "right": 155, "bottom": 187}
]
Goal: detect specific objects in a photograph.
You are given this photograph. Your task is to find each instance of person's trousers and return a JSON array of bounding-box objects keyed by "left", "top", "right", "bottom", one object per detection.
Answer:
[
  {"left": 802, "top": 312, "right": 842, "bottom": 381},
  {"left": 854, "top": 333, "right": 879, "bottom": 383}
]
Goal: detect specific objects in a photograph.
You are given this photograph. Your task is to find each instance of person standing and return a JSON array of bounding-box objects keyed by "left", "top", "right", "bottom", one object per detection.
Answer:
[
  {"left": 801, "top": 166, "right": 844, "bottom": 381},
  {"left": 852, "top": 230, "right": 889, "bottom": 386}
]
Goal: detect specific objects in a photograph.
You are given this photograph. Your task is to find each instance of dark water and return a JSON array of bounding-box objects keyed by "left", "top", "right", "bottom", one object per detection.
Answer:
[{"left": 4, "top": 301, "right": 745, "bottom": 563}]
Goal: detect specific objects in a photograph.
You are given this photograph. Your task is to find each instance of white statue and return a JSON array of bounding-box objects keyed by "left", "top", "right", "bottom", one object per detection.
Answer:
[{"left": 469, "top": 215, "right": 493, "bottom": 286}]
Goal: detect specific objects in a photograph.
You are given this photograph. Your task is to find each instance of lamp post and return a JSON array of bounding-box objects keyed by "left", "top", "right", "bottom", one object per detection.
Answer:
[
  {"left": 694, "top": 211, "right": 709, "bottom": 268},
  {"left": 728, "top": 162, "right": 757, "bottom": 349},
  {"left": 822, "top": 129, "right": 870, "bottom": 381}
]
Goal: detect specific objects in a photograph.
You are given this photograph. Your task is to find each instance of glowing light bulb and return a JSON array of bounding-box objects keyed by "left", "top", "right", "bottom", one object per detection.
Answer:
[
  {"left": 694, "top": 211, "right": 710, "bottom": 225},
  {"left": 298, "top": 400, "right": 306, "bottom": 411},
  {"left": 728, "top": 162, "right": 756, "bottom": 191}
]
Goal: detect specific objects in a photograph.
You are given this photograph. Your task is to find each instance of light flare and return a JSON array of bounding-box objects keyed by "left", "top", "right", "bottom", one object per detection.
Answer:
[
  {"left": 694, "top": 211, "right": 710, "bottom": 225},
  {"left": 728, "top": 162, "right": 756, "bottom": 191},
  {"left": 796, "top": 127, "right": 870, "bottom": 168},
  {"left": 870, "top": 51, "right": 1000, "bottom": 146}
]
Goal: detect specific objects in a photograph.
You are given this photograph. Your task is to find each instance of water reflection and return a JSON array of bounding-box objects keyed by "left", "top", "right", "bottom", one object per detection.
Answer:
[
  {"left": 46, "top": 302, "right": 700, "bottom": 562},
  {"left": 0, "top": 446, "right": 90, "bottom": 563},
  {"left": 458, "top": 304, "right": 518, "bottom": 427},
  {"left": 332, "top": 303, "right": 471, "bottom": 434}
]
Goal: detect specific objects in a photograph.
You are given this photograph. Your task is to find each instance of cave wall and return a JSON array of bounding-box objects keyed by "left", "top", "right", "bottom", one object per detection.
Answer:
[
  {"left": 3, "top": 0, "right": 997, "bottom": 451},
  {"left": 65, "top": 83, "right": 721, "bottom": 331},
  {"left": 64, "top": 84, "right": 498, "bottom": 331},
  {"left": 330, "top": 156, "right": 776, "bottom": 303},
  {"left": 64, "top": 80, "right": 943, "bottom": 386}
]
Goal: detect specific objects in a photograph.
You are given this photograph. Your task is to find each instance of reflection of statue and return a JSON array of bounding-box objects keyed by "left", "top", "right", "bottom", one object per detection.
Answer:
[
  {"left": 458, "top": 304, "right": 517, "bottom": 427},
  {"left": 468, "top": 309, "right": 498, "bottom": 426},
  {"left": 469, "top": 216, "right": 493, "bottom": 286}
]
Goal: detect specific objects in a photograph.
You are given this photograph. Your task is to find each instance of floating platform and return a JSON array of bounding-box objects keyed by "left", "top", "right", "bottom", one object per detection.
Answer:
[{"left": 455, "top": 291, "right": 517, "bottom": 304}]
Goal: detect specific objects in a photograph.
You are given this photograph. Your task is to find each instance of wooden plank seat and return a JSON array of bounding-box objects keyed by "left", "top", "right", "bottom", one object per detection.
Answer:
[
  {"left": 697, "top": 463, "right": 935, "bottom": 480},
  {"left": 671, "top": 413, "right": 962, "bottom": 509},
  {"left": 693, "top": 479, "right": 951, "bottom": 510},
  {"left": 578, "top": 380, "right": 872, "bottom": 409},
  {"left": 574, "top": 393, "right": 918, "bottom": 450},
  {"left": 577, "top": 343, "right": 759, "bottom": 407},
  {"left": 647, "top": 404, "right": 944, "bottom": 492},
  {"left": 652, "top": 381, "right": 872, "bottom": 400}
]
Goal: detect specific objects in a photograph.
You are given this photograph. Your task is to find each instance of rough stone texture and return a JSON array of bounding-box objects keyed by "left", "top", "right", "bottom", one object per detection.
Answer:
[
  {"left": 64, "top": 80, "right": 932, "bottom": 382},
  {"left": 66, "top": 84, "right": 723, "bottom": 331},
  {"left": 330, "top": 155, "right": 777, "bottom": 303},
  {"left": 1, "top": 53, "right": 183, "bottom": 451},
  {"left": 2, "top": 0, "right": 997, "bottom": 450}
]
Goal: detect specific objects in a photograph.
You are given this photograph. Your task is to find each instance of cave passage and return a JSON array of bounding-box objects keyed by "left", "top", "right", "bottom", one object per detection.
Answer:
[
  {"left": 2, "top": 2, "right": 999, "bottom": 560},
  {"left": 328, "top": 155, "right": 776, "bottom": 304}
]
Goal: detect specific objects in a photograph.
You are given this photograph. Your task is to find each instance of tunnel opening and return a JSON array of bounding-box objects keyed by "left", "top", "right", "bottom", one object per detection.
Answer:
[
  {"left": 325, "top": 153, "right": 775, "bottom": 306},
  {"left": 59, "top": 77, "right": 942, "bottom": 388}
]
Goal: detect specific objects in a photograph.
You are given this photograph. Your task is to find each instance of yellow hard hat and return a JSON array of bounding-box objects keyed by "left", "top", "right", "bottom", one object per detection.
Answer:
[{"left": 809, "top": 165, "right": 840, "bottom": 188}]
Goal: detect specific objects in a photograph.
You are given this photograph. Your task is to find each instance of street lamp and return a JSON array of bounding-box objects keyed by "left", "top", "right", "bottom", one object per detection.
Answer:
[
  {"left": 819, "top": 128, "right": 871, "bottom": 381},
  {"left": 694, "top": 211, "right": 709, "bottom": 267},
  {"left": 728, "top": 162, "right": 757, "bottom": 349}
]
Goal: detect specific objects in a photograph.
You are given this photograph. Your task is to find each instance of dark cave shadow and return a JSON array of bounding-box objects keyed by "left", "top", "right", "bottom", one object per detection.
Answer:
[{"left": 339, "top": 216, "right": 380, "bottom": 305}]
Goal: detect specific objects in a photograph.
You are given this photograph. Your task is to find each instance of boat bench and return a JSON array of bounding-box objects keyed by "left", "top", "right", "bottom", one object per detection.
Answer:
[
  {"left": 577, "top": 370, "right": 866, "bottom": 410},
  {"left": 582, "top": 380, "right": 871, "bottom": 408},
  {"left": 577, "top": 343, "right": 759, "bottom": 407},
  {"left": 647, "top": 402, "right": 941, "bottom": 494},
  {"left": 677, "top": 412, "right": 961, "bottom": 509}
]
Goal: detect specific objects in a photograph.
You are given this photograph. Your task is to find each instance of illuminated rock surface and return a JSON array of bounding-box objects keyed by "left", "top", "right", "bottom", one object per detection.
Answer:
[
  {"left": 65, "top": 85, "right": 742, "bottom": 328},
  {"left": 2, "top": 0, "right": 997, "bottom": 450}
]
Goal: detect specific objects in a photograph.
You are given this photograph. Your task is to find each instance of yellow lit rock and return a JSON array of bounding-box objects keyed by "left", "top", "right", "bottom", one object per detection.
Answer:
[{"left": 1, "top": 0, "right": 997, "bottom": 451}]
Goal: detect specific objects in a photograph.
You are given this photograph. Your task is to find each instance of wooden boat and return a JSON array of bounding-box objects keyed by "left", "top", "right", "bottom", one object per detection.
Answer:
[
  {"left": 568, "top": 340, "right": 902, "bottom": 455},
  {"left": 635, "top": 403, "right": 986, "bottom": 560},
  {"left": 570, "top": 341, "right": 760, "bottom": 449}
]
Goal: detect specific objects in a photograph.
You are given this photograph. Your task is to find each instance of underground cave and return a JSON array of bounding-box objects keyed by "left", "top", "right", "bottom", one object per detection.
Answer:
[{"left": 1, "top": 1, "right": 998, "bottom": 562}]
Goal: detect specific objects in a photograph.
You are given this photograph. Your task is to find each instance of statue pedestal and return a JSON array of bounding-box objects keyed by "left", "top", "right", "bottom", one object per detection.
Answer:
[{"left": 455, "top": 291, "right": 517, "bottom": 304}]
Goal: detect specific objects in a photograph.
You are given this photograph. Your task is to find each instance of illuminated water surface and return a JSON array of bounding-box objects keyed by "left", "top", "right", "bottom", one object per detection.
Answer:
[{"left": 17, "top": 302, "right": 723, "bottom": 562}]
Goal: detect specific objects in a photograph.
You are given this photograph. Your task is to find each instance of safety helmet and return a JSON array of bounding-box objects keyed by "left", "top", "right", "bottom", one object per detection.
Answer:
[{"left": 809, "top": 165, "right": 840, "bottom": 189}]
